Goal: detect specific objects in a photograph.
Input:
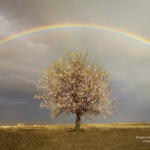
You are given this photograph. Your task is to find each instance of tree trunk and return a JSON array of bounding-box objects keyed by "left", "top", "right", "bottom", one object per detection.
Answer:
[{"left": 75, "top": 113, "right": 81, "bottom": 131}]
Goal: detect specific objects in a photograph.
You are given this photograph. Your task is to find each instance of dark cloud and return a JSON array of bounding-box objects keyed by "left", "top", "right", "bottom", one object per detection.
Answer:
[{"left": 0, "top": 0, "right": 150, "bottom": 126}]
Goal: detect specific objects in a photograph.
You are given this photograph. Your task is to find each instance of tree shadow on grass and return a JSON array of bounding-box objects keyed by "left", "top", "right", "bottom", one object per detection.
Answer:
[{"left": 66, "top": 129, "right": 85, "bottom": 132}]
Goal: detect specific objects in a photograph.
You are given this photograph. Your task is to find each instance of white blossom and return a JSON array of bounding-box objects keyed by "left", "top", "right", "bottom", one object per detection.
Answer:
[{"left": 34, "top": 50, "right": 121, "bottom": 122}]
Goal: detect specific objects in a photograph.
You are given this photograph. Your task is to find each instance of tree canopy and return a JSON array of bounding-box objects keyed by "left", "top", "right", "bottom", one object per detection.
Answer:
[{"left": 34, "top": 49, "right": 121, "bottom": 131}]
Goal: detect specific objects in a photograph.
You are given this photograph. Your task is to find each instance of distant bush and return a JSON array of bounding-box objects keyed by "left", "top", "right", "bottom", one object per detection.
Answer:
[
  {"left": 31, "top": 122, "right": 37, "bottom": 126},
  {"left": 17, "top": 122, "right": 25, "bottom": 127}
]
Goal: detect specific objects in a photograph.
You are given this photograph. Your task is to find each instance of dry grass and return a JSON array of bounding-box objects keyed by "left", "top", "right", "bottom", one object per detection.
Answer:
[{"left": 0, "top": 123, "right": 150, "bottom": 150}]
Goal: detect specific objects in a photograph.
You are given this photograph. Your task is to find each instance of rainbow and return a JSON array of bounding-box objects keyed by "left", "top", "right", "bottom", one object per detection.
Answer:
[{"left": 0, "top": 23, "right": 150, "bottom": 47}]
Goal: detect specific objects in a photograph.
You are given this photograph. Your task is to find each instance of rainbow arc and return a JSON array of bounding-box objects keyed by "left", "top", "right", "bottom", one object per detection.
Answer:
[{"left": 0, "top": 24, "right": 150, "bottom": 47}]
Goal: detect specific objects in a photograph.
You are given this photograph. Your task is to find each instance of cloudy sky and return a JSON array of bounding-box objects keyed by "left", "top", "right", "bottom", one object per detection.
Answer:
[{"left": 0, "top": 0, "right": 150, "bottom": 126}]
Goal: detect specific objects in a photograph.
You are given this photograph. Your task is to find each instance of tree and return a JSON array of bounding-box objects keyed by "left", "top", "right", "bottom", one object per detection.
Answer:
[{"left": 34, "top": 49, "right": 121, "bottom": 131}]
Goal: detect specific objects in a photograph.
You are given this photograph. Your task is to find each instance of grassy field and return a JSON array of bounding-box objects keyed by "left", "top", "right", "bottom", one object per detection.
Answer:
[{"left": 0, "top": 123, "right": 150, "bottom": 150}]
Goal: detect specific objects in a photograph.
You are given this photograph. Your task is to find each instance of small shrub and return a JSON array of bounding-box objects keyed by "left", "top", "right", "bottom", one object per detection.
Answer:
[
  {"left": 31, "top": 122, "right": 37, "bottom": 126},
  {"left": 17, "top": 122, "right": 25, "bottom": 127}
]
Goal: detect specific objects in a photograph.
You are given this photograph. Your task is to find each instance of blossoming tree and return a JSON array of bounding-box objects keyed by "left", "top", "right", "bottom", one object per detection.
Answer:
[{"left": 34, "top": 49, "right": 121, "bottom": 131}]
